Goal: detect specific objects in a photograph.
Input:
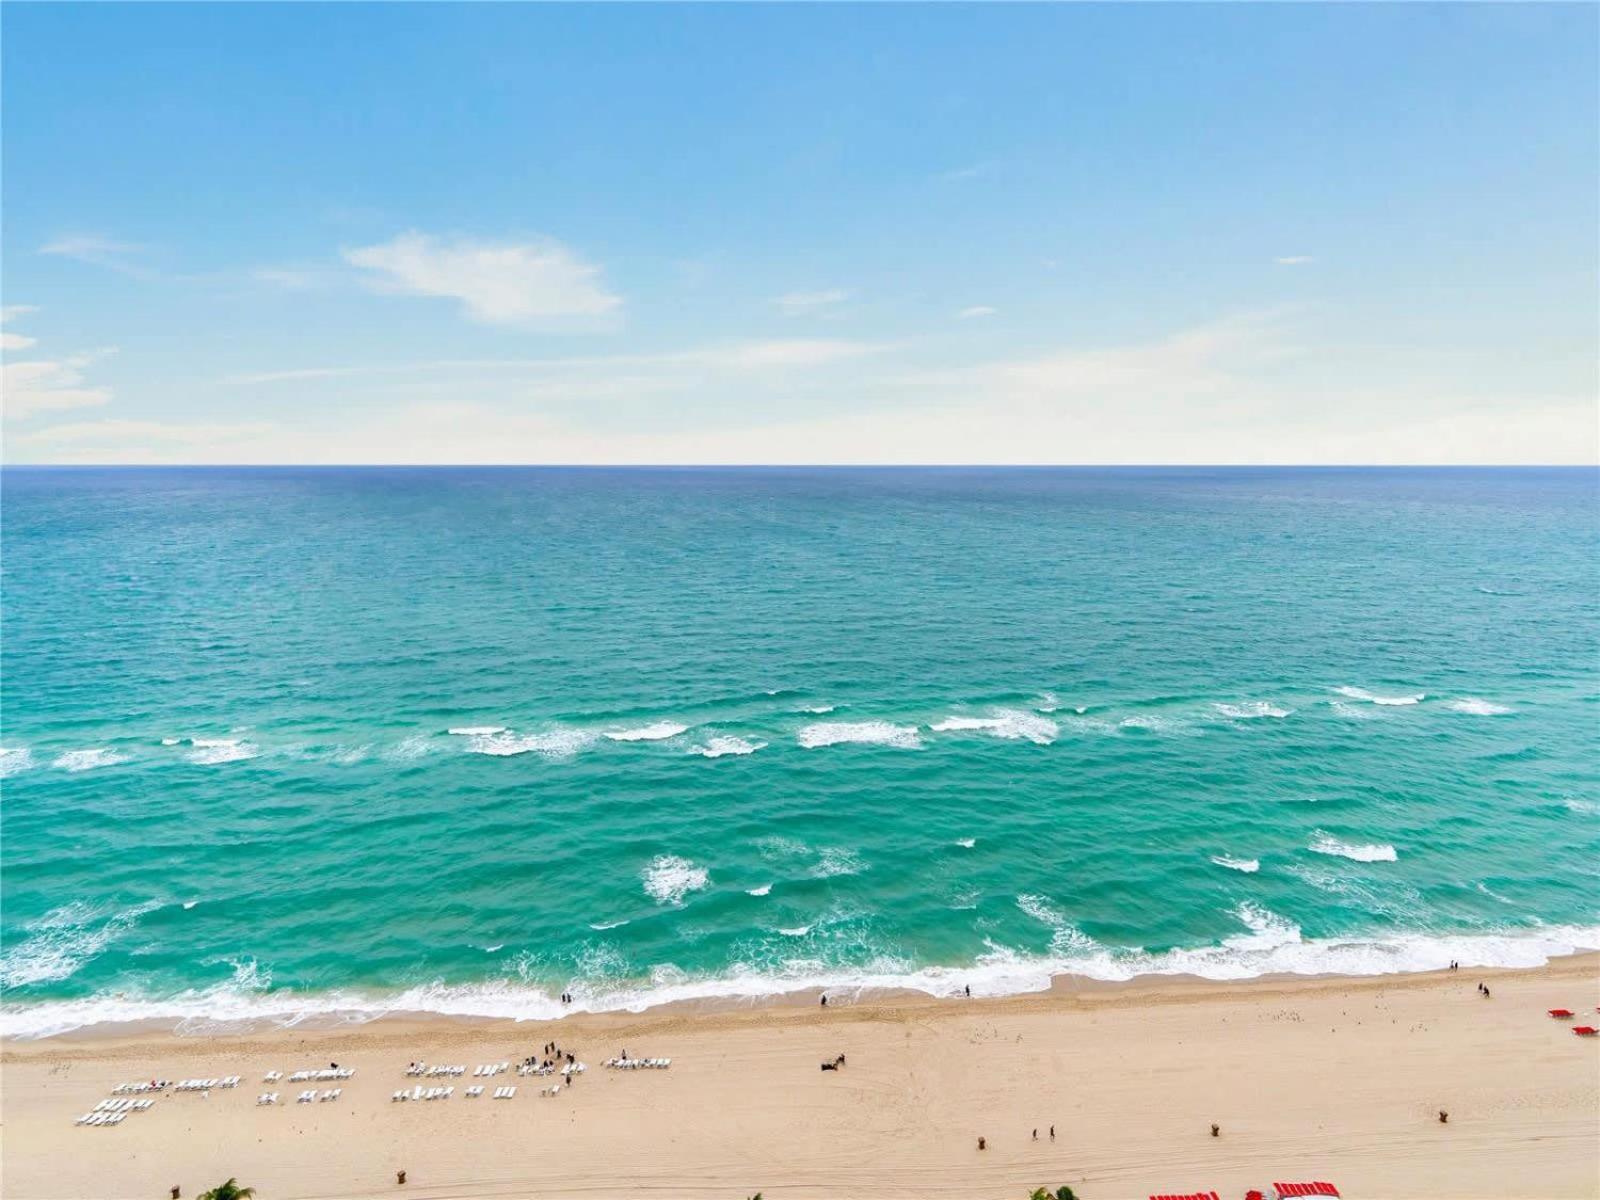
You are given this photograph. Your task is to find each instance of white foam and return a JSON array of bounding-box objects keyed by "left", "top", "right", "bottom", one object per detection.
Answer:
[
  {"left": 642, "top": 855, "right": 709, "bottom": 906},
  {"left": 778, "top": 926, "right": 812, "bottom": 937},
  {"left": 182, "top": 901, "right": 199, "bottom": 910},
  {"left": 0, "top": 900, "right": 163, "bottom": 990},
  {"left": 689, "top": 735, "right": 766, "bottom": 758},
  {"left": 1213, "top": 701, "right": 1292, "bottom": 720},
  {"left": 387, "top": 734, "right": 438, "bottom": 761},
  {"left": 447, "top": 726, "right": 507, "bottom": 736},
  {"left": 465, "top": 729, "right": 596, "bottom": 759},
  {"left": 1444, "top": 698, "right": 1513, "bottom": 716},
  {"left": 1564, "top": 798, "right": 1599, "bottom": 816},
  {"left": 7, "top": 921, "right": 1599, "bottom": 1040},
  {"left": 1118, "top": 714, "right": 1189, "bottom": 734},
  {"left": 484, "top": 944, "right": 504, "bottom": 953},
  {"left": 1035, "top": 692, "right": 1060, "bottom": 712},
  {"left": 797, "top": 721, "right": 921, "bottom": 750},
  {"left": 799, "top": 705, "right": 836, "bottom": 714},
  {"left": 187, "top": 738, "right": 260, "bottom": 766},
  {"left": 746, "top": 884, "right": 773, "bottom": 896},
  {"left": 1334, "top": 686, "right": 1425, "bottom": 706},
  {"left": 160, "top": 737, "right": 181, "bottom": 746},
  {"left": 955, "top": 837, "right": 976, "bottom": 848},
  {"left": 930, "top": 709, "right": 1058, "bottom": 744},
  {"left": 588, "top": 920, "right": 630, "bottom": 931},
  {"left": 1211, "top": 855, "right": 1260, "bottom": 873},
  {"left": 604, "top": 721, "right": 689, "bottom": 743},
  {"left": 1310, "top": 831, "right": 1398, "bottom": 863},
  {"left": 1016, "top": 893, "right": 1067, "bottom": 927},
  {"left": 811, "top": 848, "right": 866, "bottom": 878},
  {"left": 51, "top": 748, "right": 128, "bottom": 773},
  {"left": 1328, "top": 700, "right": 1376, "bottom": 720},
  {"left": 0, "top": 747, "right": 35, "bottom": 778}
]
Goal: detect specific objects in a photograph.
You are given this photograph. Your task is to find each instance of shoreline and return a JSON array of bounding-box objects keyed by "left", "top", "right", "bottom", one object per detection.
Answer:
[
  {"left": 6, "top": 955, "right": 1597, "bottom": 1199},
  {"left": 8, "top": 928, "right": 1599, "bottom": 1045}
]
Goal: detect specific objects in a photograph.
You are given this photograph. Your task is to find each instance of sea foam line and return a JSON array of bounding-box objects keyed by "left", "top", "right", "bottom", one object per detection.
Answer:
[
  {"left": 930, "top": 709, "right": 1058, "bottom": 744},
  {"left": 797, "top": 721, "right": 921, "bottom": 750},
  {"left": 1334, "top": 686, "right": 1425, "bottom": 707},
  {"left": 5, "top": 921, "right": 1598, "bottom": 1040},
  {"left": 1309, "top": 831, "right": 1398, "bottom": 863}
]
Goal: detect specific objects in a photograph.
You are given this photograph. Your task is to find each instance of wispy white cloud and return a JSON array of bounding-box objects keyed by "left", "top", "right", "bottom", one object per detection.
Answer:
[
  {"left": 1, "top": 305, "right": 38, "bottom": 351},
  {"left": 936, "top": 162, "right": 991, "bottom": 182},
  {"left": 17, "top": 417, "right": 274, "bottom": 446},
  {"left": 223, "top": 339, "right": 886, "bottom": 386},
  {"left": 1274, "top": 255, "right": 1314, "bottom": 266},
  {"left": 956, "top": 306, "right": 997, "bottom": 320},
  {"left": 2, "top": 353, "right": 115, "bottom": 421},
  {"left": 772, "top": 288, "right": 849, "bottom": 316},
  {"left": 342, "top": 231, "right": 621, "bottom": 326},
  {"left": 39, "top": 233, "right": 150, "bottom": 275}
]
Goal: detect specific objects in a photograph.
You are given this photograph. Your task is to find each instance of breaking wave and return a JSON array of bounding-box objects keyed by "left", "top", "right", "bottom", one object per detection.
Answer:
[
  {"left": 797, "top": 721, "right": 921, "bottom": 750},
  {"left": 1310, "top": 831, "right": 1398, "bottom": 862},
  {"left": 642, "top": 855, "right": 709, "bottom": 906},
  {"left": 1211, "top": 854, "right": 1260, "bottom": 873},
  {"left": 930, "top": 709, "right": 1057, "bottom": 744},
  {"left": 1444, "top": 698, "right": 1513, "bottom": 716},
  {"left": 604, "top": 721, "right": 689, "bottom": 742},
  {"left": 688, "top": 735, "right": 765, "bottom": 758},
  {"left": 51, "top": 748, "right": 128, "bottom": 773},
  {"left": 1213, "top": 701, "right": 1292, "bottom": 720},
  {"left": 1334, "top": 686, "right": 1425, "bottom": 707},
  {"left": 462, "top": 728, "right": 596, "bottom": 758}
]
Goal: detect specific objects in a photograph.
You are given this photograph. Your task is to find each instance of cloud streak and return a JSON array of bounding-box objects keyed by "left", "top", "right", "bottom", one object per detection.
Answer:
[
  {"left": 772, "top": 289, "right": 849, "bottom": 316},
  {"left": 343, "top": 231, "right": 621, "bottom": 326}
]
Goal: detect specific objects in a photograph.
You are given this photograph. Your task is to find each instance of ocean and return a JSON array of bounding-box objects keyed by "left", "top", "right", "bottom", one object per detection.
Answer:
[{"left": 2, "top": 466, "right": 1596, "bottom": 1038}]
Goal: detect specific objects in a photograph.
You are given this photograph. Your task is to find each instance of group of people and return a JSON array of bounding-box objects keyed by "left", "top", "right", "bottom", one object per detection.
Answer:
[{"left": 527, "top": 1042, "right": 578, "bottom": 1077}]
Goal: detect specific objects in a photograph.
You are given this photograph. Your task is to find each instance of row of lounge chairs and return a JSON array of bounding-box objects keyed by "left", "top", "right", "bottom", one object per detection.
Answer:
[
  {"left": 473, "top": 1062, "right": 511, "bottom": 1076},
  {"left": 76, "top": 1111, "right": 128, "bottom": 1127},
  {"left": 175, "top": 1076, "right": 240, "bottom": 1091},
  {"left": 295, "top": 1088, "right": 342, "bottom": 1103},
  {"left": 112, "top": 1080, "right": 168, "bottom": 1094},
  {"left": 405, "top": 1063, "right": 466, "bottom": 1077},
  {"left": 604, "top": 1056, "right": 670, "bottom": 1070},
  {"left": 77, "top": 1097, "right": 153, "bottom": 1124},
  {"left": 286, "top": 1068, "right": 354, "bottom": 1082}
]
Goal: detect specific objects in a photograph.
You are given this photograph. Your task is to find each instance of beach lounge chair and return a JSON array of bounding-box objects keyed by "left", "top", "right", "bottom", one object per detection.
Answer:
[
  {"left": 1274, "top": 1183, "right": 1341, "bottom": 1198},
  {"left": 1549, "top": 1009, "right": 1574, "bottom": 1018},
  {"left": 465, "top": 1085, "right": 484, "bottom": 1097},
  {"left": 1573, "top": 1025, "right": 1597, "bottom": 1036}
]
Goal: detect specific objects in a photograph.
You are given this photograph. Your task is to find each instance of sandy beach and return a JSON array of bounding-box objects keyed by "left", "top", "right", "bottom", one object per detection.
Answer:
[{"left": 4, "top": 957, "right": 1597, "bottom": 1200}]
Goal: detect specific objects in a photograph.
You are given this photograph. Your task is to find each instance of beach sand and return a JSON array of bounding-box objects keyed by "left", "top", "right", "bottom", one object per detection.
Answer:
[{"left": 4, "top": 956, "right": 1597, "bottom": 1200}]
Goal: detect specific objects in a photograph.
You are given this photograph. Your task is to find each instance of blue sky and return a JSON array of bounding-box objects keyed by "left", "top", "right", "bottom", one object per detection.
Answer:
[{"left": 3, "top": 3, "right": 1595, "bottom": 463}]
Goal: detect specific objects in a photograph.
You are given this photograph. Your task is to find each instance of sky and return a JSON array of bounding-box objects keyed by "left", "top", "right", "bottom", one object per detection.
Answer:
[{"left": 3, "top": 2, "right": 1597, "bottom": 465}]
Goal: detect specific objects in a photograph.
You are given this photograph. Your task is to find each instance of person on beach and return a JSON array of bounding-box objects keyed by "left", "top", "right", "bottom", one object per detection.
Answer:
[
  {"left": 1049, "top": 1125, "right": 1055, "bottom": 1140},
  {"left": 1032, "top": 1128, "right": 1038, "bottom": 1141},
  {"left": 820, "top": 994, "right": 827, "bottom": 1007}
]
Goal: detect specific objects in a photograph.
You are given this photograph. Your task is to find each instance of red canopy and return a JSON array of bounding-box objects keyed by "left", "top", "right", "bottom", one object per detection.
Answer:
[
  {"left": 1149, "top": 1192, "right": 1219, "bottom": 1200},
  {"left": 1274, "top": 1184, "right": 1341, "bottom": 1198}
]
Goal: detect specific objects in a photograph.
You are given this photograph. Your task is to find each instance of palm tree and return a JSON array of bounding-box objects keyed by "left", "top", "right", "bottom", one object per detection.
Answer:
[{"left": 198, "top": 1180, "right": 255, "bottom": 1200}]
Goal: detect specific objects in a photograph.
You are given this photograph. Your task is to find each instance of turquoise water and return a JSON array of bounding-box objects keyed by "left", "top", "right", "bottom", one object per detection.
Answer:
[{"left": 2, "top": 467, "right": 1596, "bottom": 1038}]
